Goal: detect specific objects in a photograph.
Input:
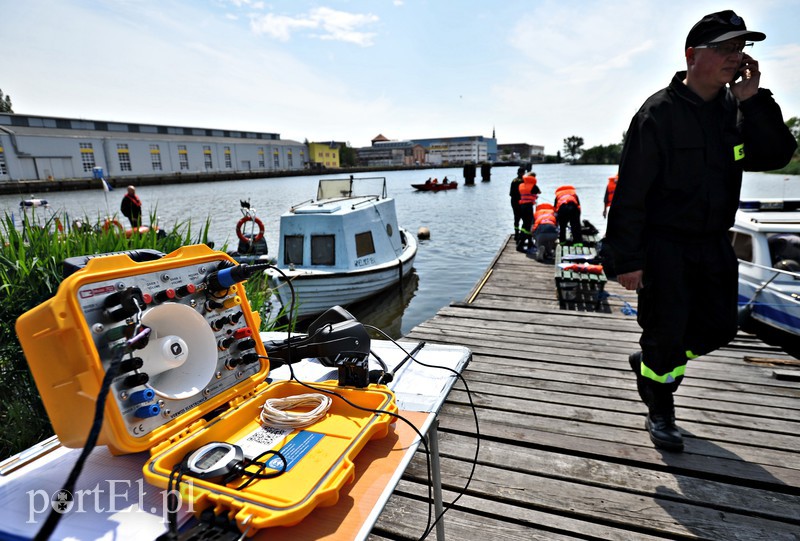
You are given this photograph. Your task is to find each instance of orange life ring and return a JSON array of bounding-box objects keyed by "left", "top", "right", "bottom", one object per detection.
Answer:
[
  {"left": 103, "top": 218, "right": 124, "bottom": 232},
  {"left": 236, "top": 216, "right": 265, "bottom": 243}
]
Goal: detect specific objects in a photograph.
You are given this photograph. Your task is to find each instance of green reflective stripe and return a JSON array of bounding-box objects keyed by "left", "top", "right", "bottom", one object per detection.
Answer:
[
  {"left": 685, "top": 350, "right": 700, "bottom": 360},
  {"left": 641, "top": 362, "right": 686, "bottom": 383},
  {"left": 734, "top": 144, "right": 745, "bottom": 161}
]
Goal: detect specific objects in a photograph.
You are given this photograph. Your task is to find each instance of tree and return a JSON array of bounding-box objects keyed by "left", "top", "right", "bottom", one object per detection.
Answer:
[
  {"left": 578, "top": 143, "right": 622, "bottom": 165},
  {"left": 563, "top": 136, "right": 584, "bottom": 162},
  {"left": 787, "top": 117, "right": 799, "bottom": 157},
  {"left": 0, "top": 88, "right": 12, "bottom": 113},
  {"left": 339, "top": 144, "right": 357, "bottom": 167}
]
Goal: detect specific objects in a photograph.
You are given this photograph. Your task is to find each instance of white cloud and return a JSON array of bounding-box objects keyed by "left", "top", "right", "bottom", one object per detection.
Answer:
[
  {"left": 249, "top": 7, "right": 379, "bottom": 46},
  {"left": 310, "top": 7, "right": 379, "bottom": 47},
  {"left": 249, "top": 13, "right": 318, "bottom": 41}
]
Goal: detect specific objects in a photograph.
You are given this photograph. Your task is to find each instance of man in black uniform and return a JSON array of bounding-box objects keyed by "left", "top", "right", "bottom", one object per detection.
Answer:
[{"left": 606, "top": 10, "right": 796, "bottom": 452}]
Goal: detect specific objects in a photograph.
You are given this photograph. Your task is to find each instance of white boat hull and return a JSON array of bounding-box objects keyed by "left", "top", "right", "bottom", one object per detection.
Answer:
[
  {"left": 267, "top": 228, "right": 417, "bottom": 319},
  {"left": 738, "top": 268, "right": 800, "bottom": 338}
]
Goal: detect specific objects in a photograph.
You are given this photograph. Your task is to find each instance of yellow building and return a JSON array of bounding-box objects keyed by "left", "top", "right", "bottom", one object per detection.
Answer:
[{"left": 308, "top": 142, "right": 340, "bottom": 168}]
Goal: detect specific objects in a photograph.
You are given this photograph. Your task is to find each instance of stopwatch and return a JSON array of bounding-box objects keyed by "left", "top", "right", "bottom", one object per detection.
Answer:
[{"left": 184, "top": 442, "right": 245, "bottom": 481}]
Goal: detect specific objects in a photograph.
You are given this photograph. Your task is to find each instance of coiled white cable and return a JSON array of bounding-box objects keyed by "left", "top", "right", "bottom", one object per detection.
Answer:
[{"left": 259, "top": 393, "right": 332, "bottom": 429}]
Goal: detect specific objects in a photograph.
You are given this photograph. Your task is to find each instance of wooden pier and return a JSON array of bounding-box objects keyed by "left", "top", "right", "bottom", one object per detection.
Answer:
[{"left": 371, "top": 237, "right": 800, "bottom": 540}]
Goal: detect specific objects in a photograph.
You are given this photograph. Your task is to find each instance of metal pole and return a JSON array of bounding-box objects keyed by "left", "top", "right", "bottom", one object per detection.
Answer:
[{"left": 428, "top": 420, "right": 446, "bottom": 541}]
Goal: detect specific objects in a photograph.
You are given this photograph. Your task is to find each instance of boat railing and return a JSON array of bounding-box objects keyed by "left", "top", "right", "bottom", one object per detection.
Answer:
[
  {"left": 316, "top": 177, "right": 388, "bottom": 201},
  {"left": 738, "top": 259, "right": 800, "bottom": 281}
]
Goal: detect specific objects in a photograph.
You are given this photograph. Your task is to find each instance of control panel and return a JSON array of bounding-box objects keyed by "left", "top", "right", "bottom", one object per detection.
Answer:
[{"left": 16, "top": 244, "right": 269, "bottom": 454}]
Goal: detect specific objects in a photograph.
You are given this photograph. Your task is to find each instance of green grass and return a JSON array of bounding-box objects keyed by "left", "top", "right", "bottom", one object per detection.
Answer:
[{"left": 0, "top": 208, "right": 286, "bottom": 460}]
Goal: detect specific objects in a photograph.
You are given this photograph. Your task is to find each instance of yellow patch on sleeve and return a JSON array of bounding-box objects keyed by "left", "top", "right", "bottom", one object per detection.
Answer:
[{"left": 734, "top": 144, "right": 745, "bottom": 161}]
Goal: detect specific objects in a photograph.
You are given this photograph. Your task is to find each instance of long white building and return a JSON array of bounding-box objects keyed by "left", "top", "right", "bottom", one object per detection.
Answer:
[{"left": 0, "top": 113, "right": 307, "bottom": 183}]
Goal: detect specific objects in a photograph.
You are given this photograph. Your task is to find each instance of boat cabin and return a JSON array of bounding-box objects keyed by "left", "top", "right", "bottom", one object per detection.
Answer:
[
  {"left": 729, "top": 199, "right": 800, "bottom": 278},
  {"left": 277, "top": 177, "right": 405, "bottom": 272}
]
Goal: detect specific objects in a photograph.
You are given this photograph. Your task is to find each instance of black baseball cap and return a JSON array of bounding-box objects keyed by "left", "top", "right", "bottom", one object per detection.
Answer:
[{"left": 685, "top": 10, "right": 766, "bottom": 49}]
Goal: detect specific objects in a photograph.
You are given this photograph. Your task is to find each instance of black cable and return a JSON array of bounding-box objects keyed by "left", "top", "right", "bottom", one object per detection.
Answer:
[
  {"left": 268, "top": 355, "right": 435, "bottom": 538},
  {"left": 365, "top": 325, "right": 482, "bottom": 540},
  {"left": 33, "top": 345, "right": 128, "bottom": 541}
]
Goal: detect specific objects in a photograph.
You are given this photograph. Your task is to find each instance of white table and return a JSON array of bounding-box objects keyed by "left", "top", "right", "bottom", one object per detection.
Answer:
[{"left": 0, "top": 339, "right": 471, "bottom": 541}]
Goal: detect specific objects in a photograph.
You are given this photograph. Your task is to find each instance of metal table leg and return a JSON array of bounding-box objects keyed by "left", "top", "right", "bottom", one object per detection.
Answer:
[{"left": 428, "top": 420, "right": 445, "bottom": 541}]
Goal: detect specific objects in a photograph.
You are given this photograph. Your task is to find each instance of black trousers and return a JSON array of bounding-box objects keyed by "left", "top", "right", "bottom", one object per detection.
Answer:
[
  {"left": 637, "top": 233, "right": 739, "bottom": 391},
  {"left": 511, "top": 200, "right": 522, "bottom": 237},
  {"left": 517, "top": 203, "right": 533, "bottom": 249},
  {"left": 556, "top": 203, "right": 582, "bottom": 243}
]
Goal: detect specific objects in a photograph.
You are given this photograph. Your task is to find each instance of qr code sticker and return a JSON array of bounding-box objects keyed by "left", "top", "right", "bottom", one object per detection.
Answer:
[{"left": 237, "top": 425, "right": 292, "bottom": 458}]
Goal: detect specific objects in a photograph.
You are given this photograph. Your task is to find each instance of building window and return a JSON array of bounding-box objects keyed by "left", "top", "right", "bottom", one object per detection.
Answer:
[
  {"left": 178, "top": 145, "right": 189, "bottom": 170},
  {"left": 80, "top": 142, "right": 96, "bottom": 172},
  {"left": 311, "top": 235, "right": 335, "bottom": 266},
  {"left": 203, "top": 145, "right": 213, "bottom": 169},
  {"left": 0, "top": 146, "right": 7, "bottom": 175},
  {"left": 273, "top": 151, "right": 280, "bottom": 168},
  {"left": 224, "top": 146, "right": 232, "bottom": 169},
  {"left": 150, "top": 144, "right": 162, "bottom": 171},
  {"left": 117, "top": 143, "right": 131, "bottom": 171},
  {"left": 287, "top": 151, "right": 293, "bottom": 167},
  {"left": 258, "top": 148, "right": 265, "bottom": 168},
  {"left": 284, "top": 235, "right": 304, "bottom": 265}
]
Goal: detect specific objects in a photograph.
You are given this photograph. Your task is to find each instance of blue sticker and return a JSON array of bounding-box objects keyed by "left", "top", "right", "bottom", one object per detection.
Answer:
[{"left": 266, "top": 431, "right": 324, "bottom": 472}]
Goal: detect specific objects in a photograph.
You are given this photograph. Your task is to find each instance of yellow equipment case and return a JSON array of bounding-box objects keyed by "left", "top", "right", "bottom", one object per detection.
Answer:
[{"left": 16, "top": 244, "right": 397, "bottom": 534}]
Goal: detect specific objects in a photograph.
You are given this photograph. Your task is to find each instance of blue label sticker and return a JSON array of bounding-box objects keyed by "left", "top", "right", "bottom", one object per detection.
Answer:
[{"left": 266, "top": 431, "right": 324, "bottom": 472}]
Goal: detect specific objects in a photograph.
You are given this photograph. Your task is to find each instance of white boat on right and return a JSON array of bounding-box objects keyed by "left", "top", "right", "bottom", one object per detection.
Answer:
[{"left": 729, "top": 199, "right": 800, "bottom": 358}]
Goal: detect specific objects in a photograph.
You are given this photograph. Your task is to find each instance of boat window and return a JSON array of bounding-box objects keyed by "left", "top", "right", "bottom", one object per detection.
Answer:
[
  {"left": 311, "top": 235, "right": 335, "bottom": 265},
  {"left": 768, "top": 233, "right": 800, "bottom": 268},
  {"left": 284, "top": 235, "right": 304, "bottom": 265},
  {"left": 729, "top": 231, "right": 753, "bottom": 262},
  {"left": 355, "top": 232, "right": 375, "bottom": 257}
]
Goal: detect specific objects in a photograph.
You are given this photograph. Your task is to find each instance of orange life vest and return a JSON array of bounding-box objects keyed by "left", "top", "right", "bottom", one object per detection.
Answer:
[
  {"left": 533, "top": 203, "right": 556, "bottom": 230},
  {"left": 518, "top": 174, "right": 538, "bottom": 205},
  {"left": 554, "top": 185, "right": 580, "bottom": 212},
  {"left": 605, "top": 175, "right": 618, "bottom": 207}
]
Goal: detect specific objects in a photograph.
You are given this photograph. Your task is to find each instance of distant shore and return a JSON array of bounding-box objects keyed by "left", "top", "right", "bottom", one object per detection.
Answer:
[{"left": 0, "top": 162, "right": 525, "bottom": 196}]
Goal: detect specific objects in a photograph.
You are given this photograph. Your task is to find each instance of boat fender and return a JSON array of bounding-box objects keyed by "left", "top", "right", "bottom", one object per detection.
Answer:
[
  {"left": 417, "top": 226, "right": 430, "bottom": 240},
  {"left": 236, "top": 216, "right": 265, "bottom": 243}
]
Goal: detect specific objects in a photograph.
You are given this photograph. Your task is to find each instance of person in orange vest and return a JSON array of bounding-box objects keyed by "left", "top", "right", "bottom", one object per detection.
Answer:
[
  {"left": 554, "top": 185, "right": 582, "bottom": 244},
  {"left": 509, "top": 166, "right": 525, "bottom": 241},
  {"left": 516, "top": 172, "right": 541, "bottom": 252},
  {"left": 532, "top": 202, "right": 558, "bottom": 261},
  {"left": 602, "top": 173, "right": 618, "bottom": 219}
]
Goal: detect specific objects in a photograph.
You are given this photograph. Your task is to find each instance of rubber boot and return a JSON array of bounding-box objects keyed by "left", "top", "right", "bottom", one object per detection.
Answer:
[{"left": 629, "top": 352, "right": 684, "bottom": 452}]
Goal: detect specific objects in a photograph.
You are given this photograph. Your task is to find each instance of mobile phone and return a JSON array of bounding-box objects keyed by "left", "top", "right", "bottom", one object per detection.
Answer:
[{"left": 734, "top": 60, "right": 748, "bottom": 82}]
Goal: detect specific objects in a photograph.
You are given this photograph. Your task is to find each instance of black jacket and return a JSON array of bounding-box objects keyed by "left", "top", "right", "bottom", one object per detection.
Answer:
[{"left": 607, "top": 71, "right": 797, "bottom": 275}]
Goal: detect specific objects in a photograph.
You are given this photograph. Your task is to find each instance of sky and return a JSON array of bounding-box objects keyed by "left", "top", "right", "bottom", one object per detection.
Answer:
[{"left": 2, "top": 0, "right": 799, "bottom": 155}]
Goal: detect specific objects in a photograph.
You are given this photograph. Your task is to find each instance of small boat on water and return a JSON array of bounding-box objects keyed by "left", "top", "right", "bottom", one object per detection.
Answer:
[
  {"left": 265, "top": 176, "right": 417, "bottom": 322},
  {"left": 19, "top": 198, "right": 49, "bottom": 209},
  {"left": 411, "top": 178, "right": 457, "bottom": 192},
  {"left": 730, "top": 199, "right": 800, "bottom": 358}
]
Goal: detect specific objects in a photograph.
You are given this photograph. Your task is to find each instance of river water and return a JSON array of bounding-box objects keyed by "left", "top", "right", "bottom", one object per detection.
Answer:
[{"left": 2, "top": 165, "right": 799, "bottom": 337}]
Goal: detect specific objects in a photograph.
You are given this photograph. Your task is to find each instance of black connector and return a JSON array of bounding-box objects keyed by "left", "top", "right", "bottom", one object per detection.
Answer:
[
  {"left": 119, "top": 357, "right": 144, "bottom": 373},
  {"left": 205, "top": 263, "right": 269, "bottom": 292},
  {"left": 122, "top": 372, "right": 149, "bottom": 388},
  {"left": 336, "top": 352, "right": 369, "bottom": 388},
  {"left": 104, "top": 287, "right": 146, "bottom": 322}
]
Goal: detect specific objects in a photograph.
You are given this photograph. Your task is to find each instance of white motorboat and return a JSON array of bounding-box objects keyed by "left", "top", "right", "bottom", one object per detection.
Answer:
[
  {"left": 265, "top": 176, "right": 417, "bottom": 322},
  {"left": 729, "top": 199, "right": 800, "bottom": 358}
]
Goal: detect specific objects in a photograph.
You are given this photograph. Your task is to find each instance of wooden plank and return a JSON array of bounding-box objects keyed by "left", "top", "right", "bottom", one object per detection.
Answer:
[{"left": 372, "top": 236, "right": 800, "bottom": 540}]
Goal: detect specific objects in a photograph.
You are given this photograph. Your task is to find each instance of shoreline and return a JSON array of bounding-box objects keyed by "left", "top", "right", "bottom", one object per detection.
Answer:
[{"left": 0, "top": 162, "right": 525, "bottom": 196}]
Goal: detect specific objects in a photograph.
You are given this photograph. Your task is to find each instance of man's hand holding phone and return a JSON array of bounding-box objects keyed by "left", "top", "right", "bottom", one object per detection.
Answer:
[{"left": 730, "top": 53, "right": 759, "bottom": 101}]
